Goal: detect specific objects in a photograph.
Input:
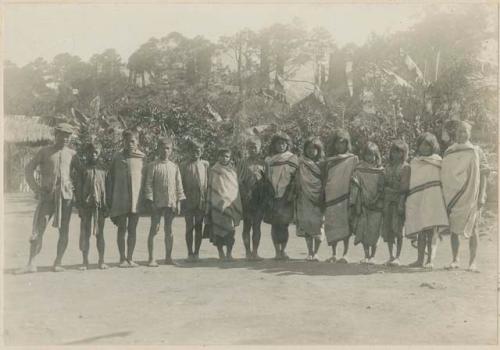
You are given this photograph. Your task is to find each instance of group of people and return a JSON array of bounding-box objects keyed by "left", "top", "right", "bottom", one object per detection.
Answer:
[{"left": 16, "top": 119, "right": 489, "bottom": 274}]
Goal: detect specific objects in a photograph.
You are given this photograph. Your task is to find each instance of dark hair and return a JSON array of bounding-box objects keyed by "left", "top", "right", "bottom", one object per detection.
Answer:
[
  {"left": 303, "top": 136, "right": 324, "bottom": 162},
  {"left": 217, "top": 147, "right": 232, "bottom": 157},
  {"left": 415, "top": 132, "right": 440, "bottom": 155},
  {"left": 444, "top": 119, "right": 461, "bottom": 141},
  {"left": 361, "top": 141, "right": 382, "bottom": 167},
  {"left": 246, "top": 137, "right": 262, "bottom": 149},
  {"left": 269, "top": 132, "right": 291, "bottom": 155},
  {"left": 122, "top": 129, "right": 139, "bottom": 140},
  {"left": 158, "top": 137, "right": 174, "bottom": 147},
  {"left": 389, "top": 139, "right": 409, "bottom": 163},
  {"left": 327, "top": 129, "right": 352, "bottom": 156},
  {"left": 84, "top": 142, "right": 101, "bottom": 154}
]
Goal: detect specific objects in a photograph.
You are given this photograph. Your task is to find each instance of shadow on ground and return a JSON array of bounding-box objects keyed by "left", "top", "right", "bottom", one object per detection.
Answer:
[{"left": 5, "top": 257, "right": 435, "bottom": 277}]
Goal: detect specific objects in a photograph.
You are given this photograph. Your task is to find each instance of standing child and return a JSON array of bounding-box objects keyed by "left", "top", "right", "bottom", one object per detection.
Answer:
[
  {"left": 144, "top": 137, "right": 186, "bottom": 267},
  {"left": 207, "top": 147, "right": 243, "bottom": 261},
  {"left": 295, "top": 137, "right": 324, "bottom": 261},
  {"left": 75, "top": 143, "right": 109, "bottom": 270},
  {"left": 180, "top": 140, "right": 209, "bottom": 262},
  {"left": 237, "top": 138, "right": 265, "bottom": 260},
  {"left": 264, "top": 132, "right": 298, "bottom": 260},
  {"left": 323, "top": 129, "right": 358, "bottom": 263},
  {"left": 441, "top": 121, "right": 490, "bottom": 272},
  {"left": 108, "top": 129, "right": 145, "bottom": 268},
  {"left": 382, "top": 140, "right": 410, "bottom": 266},
  {"left": 405, "top": 132, "right": 449, "bottom": 269},
  {"left": 351, "top": 142, "right": 384, "bottom": 264}
]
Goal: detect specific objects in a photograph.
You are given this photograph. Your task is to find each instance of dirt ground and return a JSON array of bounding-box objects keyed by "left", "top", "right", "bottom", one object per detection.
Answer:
[{"left": 2, "top": 193, "right": 498, "bottom": 346}]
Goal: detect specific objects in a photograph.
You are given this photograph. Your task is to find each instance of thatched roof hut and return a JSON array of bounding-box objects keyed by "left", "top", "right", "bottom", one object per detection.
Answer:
[{"left": 4, "top": 115, "right": 53, "bottom": 145}]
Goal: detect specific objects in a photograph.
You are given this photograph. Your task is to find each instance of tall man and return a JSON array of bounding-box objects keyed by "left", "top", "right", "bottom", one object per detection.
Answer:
[{"left": 19, "top": 123, "right": 79, "bottom": 273}]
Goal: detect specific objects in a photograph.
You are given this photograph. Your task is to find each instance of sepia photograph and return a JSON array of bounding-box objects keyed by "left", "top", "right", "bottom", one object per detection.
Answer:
[{"left": 2, "top": 1, "right": 499, "bottom": 347}]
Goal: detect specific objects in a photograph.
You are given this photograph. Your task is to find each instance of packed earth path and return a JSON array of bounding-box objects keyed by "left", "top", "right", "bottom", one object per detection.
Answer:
[{"left": 3, "top": 193, "right": 498, "bottom": 346}]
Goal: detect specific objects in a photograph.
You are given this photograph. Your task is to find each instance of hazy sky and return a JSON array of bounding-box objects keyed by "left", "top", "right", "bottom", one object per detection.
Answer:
[{"left": 2, "top": 3, "right": 479, "bottom": 66}]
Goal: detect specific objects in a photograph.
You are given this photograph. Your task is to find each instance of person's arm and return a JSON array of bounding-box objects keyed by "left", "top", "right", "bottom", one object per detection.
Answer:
[
  {"left": 477, "top": 147, "right": 490, "bottom": 209},
  {"left": 175, "top": 165, "right": 186, "bottom": 214},
  {"left": 25, "top": 149, "right": 43, "bottom": 194},
  {"left": 106, "top": 156, "right": 116, "bottom": 209},
  {"left": 398, "top": 164, "right": 411, "bottom": 216},
  {"left": 143, "top": 163, "right": 154, "bottom": 203}
]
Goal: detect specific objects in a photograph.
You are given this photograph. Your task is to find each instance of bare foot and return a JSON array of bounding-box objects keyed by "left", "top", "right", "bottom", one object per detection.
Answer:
[
  {"left": 225, "top": 255, "right": 235, "bottom": 262},
  {"left": 445, "top": 261, "right": 460, "bottom": 270},
  {"left": 252, "top": 253, "right": 263, "bottom": 261},
  {"left": 128, "top": 260, "right": 139, "bottom": 268},
  {"left": 424, "top": 262, "right": 434, "bottom": 269},
  {"left": 53, "top": 265, "right": 65, "bottom": 272},
  {"left": 119, "top": 261, "right": 130, "bottom": 268},
  {"left": 281, "top": 252, "right": 290, "bottom": 260},
  {"left": 79, "top": 265, "right": 88, "bottom": 271},
  {"left": 325, "top": 256, "right": 337, "bottom": 263},
  {"left": 163, "top": 258, "right": 175, "bottom": 265},
  {"left": 15, "top": 265, "right": 37, "bottom": 274},
  {"left": 99, "top": 263, "right": 109, "bottom": 270},
  {"left": 337, "top": 256, "right": 348, "bottom": 264},
  {"left": 467, "top": 263, "right": 480, "bottom": 273},
  {"left": 408, "top": 261, "right": 424, "bottom": 268},
  {"left": 147, "top": 260, "right": 159, "bottom": 267}
]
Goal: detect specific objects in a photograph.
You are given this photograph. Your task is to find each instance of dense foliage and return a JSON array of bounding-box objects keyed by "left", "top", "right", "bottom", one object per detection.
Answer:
[{"left": 4, "top": 6, "right": 497, "bottom": 165}]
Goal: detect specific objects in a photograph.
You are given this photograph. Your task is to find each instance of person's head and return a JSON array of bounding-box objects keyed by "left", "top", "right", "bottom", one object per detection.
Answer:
[
  {"left": 303, "top": 137, "right": 324, "bottom": 162},
  {"left": 122, "top": 130, "right": 139, "bottom": 152},
  {"left": 416, "top": 132, "right": 440, "bottom": 157},
  {"left": 361, "top": 141, "right": 382, "bottom": 167},
  {"left": 456, "top": 121, "right": 472, "bottom": 144},
  {"left": 84, "top": 143, "right": 101, "bottom": 165},
  {"left": 443, "top": 119, "right": 460, "bottom": 144},
  {"left": 389, "top": 139, "right": 409, "bottom": 165},
  {"left": 157, "top": 137, "right": 174, "bottom": 161},
  {"left": 246, "top": 137, "right": 261, "bottom": 157},
  {"left": 327, "top": 129, "right": 351, "bottom": 156},
  {"left": 188, "top": 140, "right": 203, "bottom": 160},
  {"left": 54, "top": 123, "right": 73, "bottom": 148},
  {"left": 270, "top": 132, "right": 291, "bottom": 155},
  {"left": 217, "top": 148, "right": 232, "bottom": 166}
]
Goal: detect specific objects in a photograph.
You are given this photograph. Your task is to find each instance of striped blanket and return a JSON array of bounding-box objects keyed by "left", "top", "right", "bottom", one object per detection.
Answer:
[
  {"left": 441, "top": 142, "right": 482, "bottom": 238},
  {"left": 351, "top": 161, "right": 384, "bottom": 246},
  {"left": 404, "top": 154, "right": 449, "bottom": 239},
  {"left": 295, "top": 157, "right": 323, "bottom": 238},
  {"left": 207, "top": 163, "right": 243, "bottom": 238},
  {"left": 265, "top": 151, "right": 299, "bottom": 199},
  {"left": 323, "top": 153, "right": 358, "bottom": 243}
]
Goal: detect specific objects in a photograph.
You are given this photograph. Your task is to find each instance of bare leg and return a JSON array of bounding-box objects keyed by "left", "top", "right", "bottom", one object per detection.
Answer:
[
  {"left": 388, "top": 241, "right": 394, "bottom": 260},
  {"left": 116, "top": 216, "right": 127, "bottom": 264},
  {"left": 469, "top": 232, "right": 478, "bottom": 268},
  {"left": 396, "top": 236, "right": 403, "bottom": 259},
  {"left": 79, "top": 213, "right": 91, "bottom": 269},
  {"left": 185, "top": 215, "right": 194, "bottom": 257},
  {"left": 271, "top": 225, "right": 280, "bottom": 259},
  {"left": 164, "top": 209, "right": 175, "bottom": 263},
  {"left": 251, "top": 216, "right": 262, "bottom": 258},
  {"left": 342, "top": 237, "right": 349, "bottom": 257},
  {"left": 305, "top": 237, "right": 314, "bottom": 258},
  {"left": 126, "top": 214, "right": 139, "bottom": 264},
  {"left": 280, "top": 225, "right": 289, "bottom": 258},
  {"left": 217, "top": 244, "right": 225, "bottom": 260},
  {"left": 242, "top": 218, "right": 252, "bottom": 258},
  {"left": 313, "top": 237, "right": 321, "bottom": 255},
  {"left": 409, "top": 233, "right": 425, "bottom": 267},
  {"left": 147, "top": 213, "right": 161, "bottom": 265},
  {"left": 96, "top": 214, "right": 106, "bottom": 267},
  {"left": 54, "top": 200, "right": 72, "bottom": 270},
  {"left": 193, "top": 214, "right": 203, "bottom": 258},
  {"left": 362, "top": 243, "right": 370, "bottom": 259},
  {"left": 451, "top": 233, "right": 460, "bottom": 263}
]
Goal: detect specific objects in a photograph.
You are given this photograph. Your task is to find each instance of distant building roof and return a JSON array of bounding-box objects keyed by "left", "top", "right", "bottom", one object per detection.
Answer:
[{"left": 4, "top": 115, "right": 53, "bottom": 144}]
